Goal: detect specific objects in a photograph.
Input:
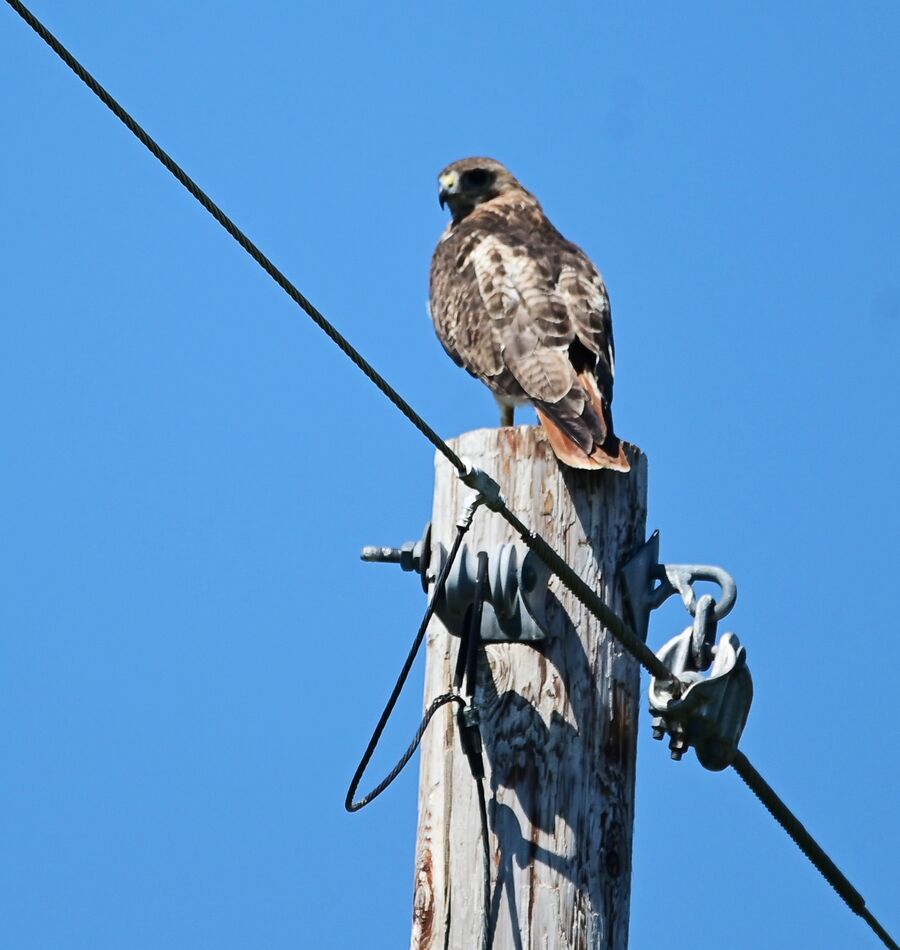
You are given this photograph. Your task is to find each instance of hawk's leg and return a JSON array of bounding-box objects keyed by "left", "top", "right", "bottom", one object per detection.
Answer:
[{"left": 500, "top": 404, "right": 515, "bottom": 427}]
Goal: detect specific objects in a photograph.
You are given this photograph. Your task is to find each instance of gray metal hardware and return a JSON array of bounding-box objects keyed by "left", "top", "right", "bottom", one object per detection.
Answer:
[
  {"left": 620, "top": 530, "right": 738, "bottom": 642},
  {"left": 691, "top": 594, "right": 718, "bottom": 672},
  {"left": 361, "top": 522, "right": 433, "bottom": 592},
  {"left": 459, "top": 458, "right": 505, "bottom": 512},
  {"left": 435, "top": 539, "right": 551, "bottom": 643},
  {"left": 649, "top": 627, "right": 753, "bottom": 771},
  {"left": 623, "top": 530, "right": 752, "bottom": 769},
  {"left": 361, "top": 523, "right": 552, "bottom": 643}
]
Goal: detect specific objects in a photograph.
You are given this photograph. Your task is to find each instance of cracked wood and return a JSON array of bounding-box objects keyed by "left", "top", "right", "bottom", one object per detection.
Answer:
[{"left": 411, "top": 426, "right": 647, "bottom": 950}]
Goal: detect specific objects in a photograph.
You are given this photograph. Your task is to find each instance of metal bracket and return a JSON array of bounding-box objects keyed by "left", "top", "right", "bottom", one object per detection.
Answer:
[
  {"left": 624, "top": 530, "right": 751, "bottom": 769},
  {"left": 649, "top": 627, "right": 753, "bottom": 771},
  {"left": 361, "top": 522, "right": 551, "bottom": 643},
  {"left": 620, "top": 530, "right": 738, "bottom": 642}
]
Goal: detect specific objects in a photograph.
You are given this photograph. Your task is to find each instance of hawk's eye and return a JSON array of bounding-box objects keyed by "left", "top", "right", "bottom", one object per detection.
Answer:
[{"left": 462, "top": 169, "right": 492, "bottom": 189}]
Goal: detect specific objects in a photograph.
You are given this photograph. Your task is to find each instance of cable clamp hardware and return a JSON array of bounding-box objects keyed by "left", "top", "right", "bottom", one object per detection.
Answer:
[
  {"left": 621, "top": 530, "right": 737, "bottom": 642},
  {"left": 457, "top": 705, "right": 486, "bottom": 780},
  {"left": 649, "top": 627, "right": 753, "bottom": 771},
  {"left": 459, "top": 459, "right": 505, "bottom": 513}
]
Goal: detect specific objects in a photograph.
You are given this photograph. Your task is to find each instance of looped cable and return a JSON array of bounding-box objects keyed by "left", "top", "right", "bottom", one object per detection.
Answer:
[
  {"left": 4, "top": 4, "right": 894, "bottom": 944},
  {"left": 345, "top": 521, "right": 470, "bottom": 812},
  {"left": 346, "top": 693, "right": 465, "bottom": 811}
]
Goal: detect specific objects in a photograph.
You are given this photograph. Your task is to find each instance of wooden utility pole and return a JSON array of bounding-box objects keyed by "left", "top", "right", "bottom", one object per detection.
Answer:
[{"left": 411, "top": 426, "right": 647, "bottom": 950}]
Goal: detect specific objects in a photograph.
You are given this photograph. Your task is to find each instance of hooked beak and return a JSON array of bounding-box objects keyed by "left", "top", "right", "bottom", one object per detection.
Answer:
[{"left": 438, "top": 172, "right": 459, "bottom": 211}]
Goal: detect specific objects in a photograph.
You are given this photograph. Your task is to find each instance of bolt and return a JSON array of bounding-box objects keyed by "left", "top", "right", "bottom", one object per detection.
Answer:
[
  {"left": 399, "top": 540, "right": 418, "bottom": 572},
  {"left": 669, "top": 733, "right": 688, "bottom": 761},
  {"left": 360, "top": 546, "right": 403, "bottom": 564},
  {"left": 361, "top": 540, "right": 420, "bottom": 573},
  {"left": 651, "top": 717, "right": 666, "bottom": 741}
]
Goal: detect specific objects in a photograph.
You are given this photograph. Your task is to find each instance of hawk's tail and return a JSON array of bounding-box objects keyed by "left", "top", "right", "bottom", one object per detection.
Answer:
[{"left": 535, "top": 371, "right": 630, "bottom": 473}]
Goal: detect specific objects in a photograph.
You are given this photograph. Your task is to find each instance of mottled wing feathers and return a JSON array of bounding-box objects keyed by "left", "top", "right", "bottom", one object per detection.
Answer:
[
  {"left": 470, "top": 237, "right": 575, "bottom": 404},
  {"left": 557, "top": 263, "right": 615, "bottom": 398},
  {"left": 430, "top": 189, "right": 628, "bottom": 472}
]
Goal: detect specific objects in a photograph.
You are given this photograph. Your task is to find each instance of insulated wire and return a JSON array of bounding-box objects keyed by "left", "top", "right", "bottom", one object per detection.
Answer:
[
  {"left": 4, "top": 4, "right": 895, "bottom": 946},
  {"left": 345, "top": 525, "right": 467, "bottom": 812},
  {"left": 2, "top": 0, "right": 670, "bottom": 685}
]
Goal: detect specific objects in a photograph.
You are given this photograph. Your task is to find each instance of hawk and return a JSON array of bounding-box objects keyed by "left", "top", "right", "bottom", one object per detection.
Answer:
[{"left": 430, "top": 157, "right": 629, "bottom": 472}]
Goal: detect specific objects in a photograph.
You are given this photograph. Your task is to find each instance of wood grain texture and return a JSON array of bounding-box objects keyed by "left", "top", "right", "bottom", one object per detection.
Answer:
[{"left": 411, "top": 426, "right": 647, "bottom": 950}]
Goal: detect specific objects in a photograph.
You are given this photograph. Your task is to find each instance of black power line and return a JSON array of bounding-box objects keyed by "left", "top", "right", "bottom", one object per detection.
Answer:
[
  {"left": 346, "top": 516, "right": 493, "bottom": 950},
  {"left": 3, "top": 0, "right": 465, "bottom": 481},
  {"left": 732, "top": 752, "right": 897, "bottom": 950},
  {"left": 345, "top": 524, "right": 469, "bottom": 813},
  {"left": 0, "top": 2, "right": 670, "bottom": 689},
  {"left": 4, "top": 3, "right": 896, "bottom": 947}
]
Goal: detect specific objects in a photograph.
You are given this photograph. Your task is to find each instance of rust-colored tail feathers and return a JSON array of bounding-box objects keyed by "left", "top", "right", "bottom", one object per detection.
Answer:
[{"left": 535, "top": 372, "right": 630, "bottom": 472}]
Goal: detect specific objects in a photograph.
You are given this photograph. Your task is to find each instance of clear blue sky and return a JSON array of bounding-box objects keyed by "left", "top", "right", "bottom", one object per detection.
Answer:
[{"left": 2, "top": 2, "right": 898, "bottom": 948}]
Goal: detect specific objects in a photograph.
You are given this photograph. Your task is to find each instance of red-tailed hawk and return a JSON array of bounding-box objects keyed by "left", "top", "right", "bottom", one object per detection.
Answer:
[{"left": 430, "top": 157, "right": 629, "bottom": 472}]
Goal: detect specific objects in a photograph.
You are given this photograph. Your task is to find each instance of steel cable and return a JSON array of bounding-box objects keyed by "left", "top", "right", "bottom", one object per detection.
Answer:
[
  {"left": 344, "top": 517, "right": 493, "bottom": 949},
  {"left": 475, "top": 777, "right": 492, "bottom": 950},
  {"left": 345, "top": 524, "right": 468, "bottom": 812},
  {"left": 2, "top": 0, "right": 665, "bottom": 688},
  {"left": 732, "top": 752, "right": 898, "bottom": 950},
  {"left": 4, "top": 4, "right": 895, "bottom": 946},
  {"left": 1, "top": 0, "right": 466, "bottom": 481}
]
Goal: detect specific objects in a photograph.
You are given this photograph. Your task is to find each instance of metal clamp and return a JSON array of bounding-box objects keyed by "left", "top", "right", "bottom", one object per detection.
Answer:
[
  {"left": 649, "top": 627, "right": 753, "bottom": 771},
  {"left": 620, "top": 531, "right": 737, "bottom": 642},
  {"left": 459, "top": 458, "right": 505, "bottom": 513},
  {"left": 361, "top": 523, "right": 552, "bottom": 643}
]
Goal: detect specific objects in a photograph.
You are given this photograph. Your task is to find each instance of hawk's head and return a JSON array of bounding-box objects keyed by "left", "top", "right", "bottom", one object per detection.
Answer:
[{"left": 437, "top": 157, "right": 527, "bottom": 222}]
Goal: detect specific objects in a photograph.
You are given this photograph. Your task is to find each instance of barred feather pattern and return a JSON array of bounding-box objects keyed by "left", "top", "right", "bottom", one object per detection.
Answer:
[{"left": 430, "top": 160, "right": 628, "bottom": 472}]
